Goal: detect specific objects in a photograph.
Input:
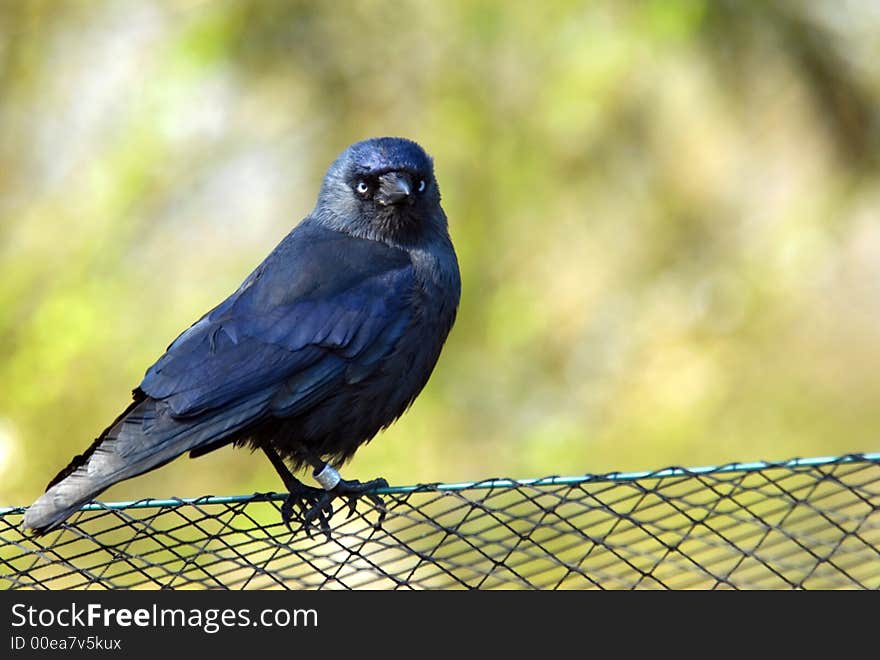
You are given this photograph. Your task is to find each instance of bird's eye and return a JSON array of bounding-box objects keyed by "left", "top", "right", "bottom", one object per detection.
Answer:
[
  {"left": 356, "top": 181, "right": 369, "bottom": 195},
  {"left": 417, "top": 179, "right": 426, "bottom": 193}
]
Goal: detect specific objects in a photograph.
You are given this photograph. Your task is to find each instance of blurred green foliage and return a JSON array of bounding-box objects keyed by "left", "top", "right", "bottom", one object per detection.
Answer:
[{"left": 2, "top": 1, "right": 880, "bottom": 507}]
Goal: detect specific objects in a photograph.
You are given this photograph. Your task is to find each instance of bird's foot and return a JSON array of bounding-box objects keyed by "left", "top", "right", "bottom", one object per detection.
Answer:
[
  {"left": 280, "top": 475, "right": 389, "bottom": 541},
  {"left": 279, "top": 481, "right": 330, "bottom": 536},
  {"left": 317, "top": 476, "right": 389, "bottom": 521},
  {"left": 305, "top": 478, "right": 389, "bottom": 539}
]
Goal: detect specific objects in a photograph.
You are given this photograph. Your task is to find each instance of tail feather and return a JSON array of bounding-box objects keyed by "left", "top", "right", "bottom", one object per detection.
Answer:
[
  {"left": 23, "top": 395, "right": 267, "bottom": 534},
  {"left": 45, "top": 391, "right": 146, "bottom": 491}
]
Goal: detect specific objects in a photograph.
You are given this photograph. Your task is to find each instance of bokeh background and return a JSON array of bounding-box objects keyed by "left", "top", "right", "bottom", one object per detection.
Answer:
[{"left": 2, "top": 1, "right": 879, "bottom": 509}]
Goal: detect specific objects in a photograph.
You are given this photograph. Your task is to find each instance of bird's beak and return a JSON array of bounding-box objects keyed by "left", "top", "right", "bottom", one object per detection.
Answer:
[{"left": 376, "top": 172, "right": 412, "bottom": 206}]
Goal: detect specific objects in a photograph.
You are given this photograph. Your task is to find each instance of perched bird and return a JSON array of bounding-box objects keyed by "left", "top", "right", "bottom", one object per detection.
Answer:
[{"left": 24, "top": 137, "right": 461, "bottom": 536}]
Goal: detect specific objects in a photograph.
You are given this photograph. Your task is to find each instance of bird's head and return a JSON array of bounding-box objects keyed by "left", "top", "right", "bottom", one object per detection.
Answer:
[{"left": 315, "top": 137, "right": 446, "bottom": 245}]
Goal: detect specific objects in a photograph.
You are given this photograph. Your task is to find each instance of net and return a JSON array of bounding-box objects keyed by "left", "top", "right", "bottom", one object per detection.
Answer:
[{"left": 2, "top": 453, "right": 879, "bottom": 589}]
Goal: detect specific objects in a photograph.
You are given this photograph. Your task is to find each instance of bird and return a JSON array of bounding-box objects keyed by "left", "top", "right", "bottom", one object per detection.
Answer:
[{"left": 23, "top": 136, "right": 461, "bottom": 537}]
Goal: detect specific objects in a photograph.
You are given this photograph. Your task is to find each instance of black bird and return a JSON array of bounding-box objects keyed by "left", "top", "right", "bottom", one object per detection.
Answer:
[{"left": 24, "top": 137, "right": 461, "bottom": 536}]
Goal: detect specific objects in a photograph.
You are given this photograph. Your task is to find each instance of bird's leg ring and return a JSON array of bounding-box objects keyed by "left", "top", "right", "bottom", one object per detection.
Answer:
[{"left": 313, "top": 463, "right": 342, "bottom": 490}]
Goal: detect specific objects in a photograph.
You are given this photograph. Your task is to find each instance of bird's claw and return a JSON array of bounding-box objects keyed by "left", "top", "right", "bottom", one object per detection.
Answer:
[
  {"left": 335, "top": 477, "right": 388, "bottom": 528},
  {"left": 302, "top": 491, "right": 335, "bottom": 541},
  {"left": 280, "top": 484, "right": 330, "bottom": 539},
  {"left": 281, "top": 477, "right": 388, "bottom": 540}
]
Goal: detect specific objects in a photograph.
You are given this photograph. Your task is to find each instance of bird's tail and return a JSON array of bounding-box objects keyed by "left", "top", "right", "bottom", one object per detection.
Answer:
[{"left": 23, "top": 395, "right": 265, "bottom": 534}]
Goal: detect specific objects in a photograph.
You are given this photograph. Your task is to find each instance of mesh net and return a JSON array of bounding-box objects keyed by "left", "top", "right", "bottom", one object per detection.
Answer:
[{"left": 2, "top": 453, "right": 879, "bottom": 590}]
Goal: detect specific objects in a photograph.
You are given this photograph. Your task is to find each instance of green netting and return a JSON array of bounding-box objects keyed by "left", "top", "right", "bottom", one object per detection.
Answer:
[{"left": 2, "top": 453, "right": 879, "bottom": 589}]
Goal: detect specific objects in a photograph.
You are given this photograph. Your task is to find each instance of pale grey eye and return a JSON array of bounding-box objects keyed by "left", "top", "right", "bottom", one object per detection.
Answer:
[
  {"left": 356, "top": 181, "right": 369, "bottom": 195},
  {"left": 417, "top": 179, "right": 426, "bottom": 193}
]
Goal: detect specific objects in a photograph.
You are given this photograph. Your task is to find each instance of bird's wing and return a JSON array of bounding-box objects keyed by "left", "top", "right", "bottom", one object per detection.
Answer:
[{"left": 139, "top": 223, "right": 416, "bottom": 419}]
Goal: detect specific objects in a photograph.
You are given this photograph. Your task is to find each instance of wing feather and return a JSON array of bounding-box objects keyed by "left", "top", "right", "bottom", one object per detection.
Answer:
[{"left": 139, "top": 223, "right": 415, "bottom": 419}]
